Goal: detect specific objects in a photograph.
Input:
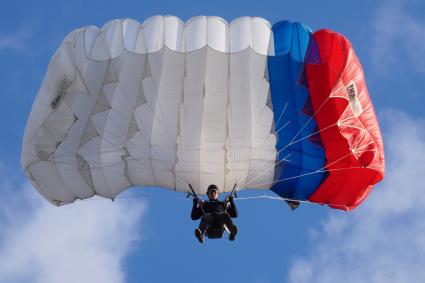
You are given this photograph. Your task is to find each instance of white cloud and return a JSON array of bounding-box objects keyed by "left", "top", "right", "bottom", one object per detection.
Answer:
[
  {"left": 0, "top": 166, "right": 146, "bottom": 283},
  {"left": 370, "top": 0, "right": 425, "bottom": 75},
  {"left": 0, "top": 25, "right": 32, "bottom": 53},
  {"left": 288, "top": 111, "right": 425, "bottom": 283}
]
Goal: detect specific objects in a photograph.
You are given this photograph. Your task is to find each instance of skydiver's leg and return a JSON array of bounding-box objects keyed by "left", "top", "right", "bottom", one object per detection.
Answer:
[
  {"left": 217, "top": 213, "right": 237, "bottom": 241},
  {"left": 216, "top": 212, "right": 233, "bottom": 228},
  {"left": 198, "top": 213, "right": 215, "bottom": 234}
]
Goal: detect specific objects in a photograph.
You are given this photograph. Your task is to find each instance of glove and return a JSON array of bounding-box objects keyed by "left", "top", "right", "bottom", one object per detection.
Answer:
[
  {"left": 193, "top": 197, "right": 203, "bottom": 206},
  {"left": 226, "top": 195, "right": 234, "bottom": 203}
]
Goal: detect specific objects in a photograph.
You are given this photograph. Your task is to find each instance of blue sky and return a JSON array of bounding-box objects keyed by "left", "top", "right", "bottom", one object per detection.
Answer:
[{"left": 1, "top": 0, "right": 425, "bottom": 282}]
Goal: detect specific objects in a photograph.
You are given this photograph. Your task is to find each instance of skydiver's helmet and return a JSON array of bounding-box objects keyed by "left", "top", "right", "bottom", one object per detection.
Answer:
[{"left": 207, "top": 184, "right": 219, "bottom": 198}]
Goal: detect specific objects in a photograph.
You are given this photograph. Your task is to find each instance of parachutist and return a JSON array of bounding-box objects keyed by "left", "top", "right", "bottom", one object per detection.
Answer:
[{"left": 191, "top": 184, "right": 238, "bottom": 244}]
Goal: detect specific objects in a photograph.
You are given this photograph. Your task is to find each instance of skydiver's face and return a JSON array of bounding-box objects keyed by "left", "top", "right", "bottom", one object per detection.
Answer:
[{"left": 208, "top": 190, "right": 218, "bottom": 200}]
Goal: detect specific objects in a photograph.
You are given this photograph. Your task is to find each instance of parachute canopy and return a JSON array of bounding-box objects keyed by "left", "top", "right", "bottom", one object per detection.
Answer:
[{"left": 21, "top": 16, "right": 385, "bottom": 210}]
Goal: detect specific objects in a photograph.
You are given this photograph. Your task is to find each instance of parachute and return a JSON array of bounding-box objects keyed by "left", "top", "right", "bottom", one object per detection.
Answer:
[{"left": 21, "top": 16, "right": 385, "bottom": 210}]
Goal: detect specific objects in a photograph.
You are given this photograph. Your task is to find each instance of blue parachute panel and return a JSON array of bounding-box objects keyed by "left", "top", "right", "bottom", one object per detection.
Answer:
[{"left": 268, "top": 21, "right": 327, "bottom": 200}]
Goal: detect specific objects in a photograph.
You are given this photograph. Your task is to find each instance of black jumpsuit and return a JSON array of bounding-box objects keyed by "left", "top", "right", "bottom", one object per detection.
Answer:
[{"left": 191, "top": 198, "right": 238, "bottom": 235}]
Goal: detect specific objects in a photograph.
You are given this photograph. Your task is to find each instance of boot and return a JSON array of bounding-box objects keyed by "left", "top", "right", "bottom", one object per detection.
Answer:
[
  {"left": 228, "top": 225, "right": 237, "bottom": 241},
  {"left": 195, "top": 228, "right": 204, "bottom": 244}
]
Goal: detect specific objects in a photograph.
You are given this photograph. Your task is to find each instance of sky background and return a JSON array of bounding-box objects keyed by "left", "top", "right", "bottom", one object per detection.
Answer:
[{"left": 1, "top": 0, "right": 425, "bottom": 282}]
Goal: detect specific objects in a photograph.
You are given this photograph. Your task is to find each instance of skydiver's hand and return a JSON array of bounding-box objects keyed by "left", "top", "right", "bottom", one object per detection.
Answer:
[
  {"left": 226, "top": 195, "right": 234, "bottom": 203},
  {"left": 193, "top": 197, "right": 203, "bottom": 206}
]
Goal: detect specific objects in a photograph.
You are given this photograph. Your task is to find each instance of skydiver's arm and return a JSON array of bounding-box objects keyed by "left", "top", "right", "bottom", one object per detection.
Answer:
[
  {"left": 191, "top": 198, "right": 203, "bottom": 220},
  {"left": 227, "top": 197, "right": 238, "bottom": 218}
]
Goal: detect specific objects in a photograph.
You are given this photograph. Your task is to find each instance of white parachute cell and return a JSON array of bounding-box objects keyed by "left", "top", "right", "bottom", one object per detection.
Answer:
[{"left": 21, "top": 16, "right": 277, "bottom": 205}]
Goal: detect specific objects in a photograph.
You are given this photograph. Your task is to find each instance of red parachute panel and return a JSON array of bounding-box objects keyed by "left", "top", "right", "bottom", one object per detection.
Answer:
[{"left": 305, "top": 29, "right": 385, "bottom": 210}]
